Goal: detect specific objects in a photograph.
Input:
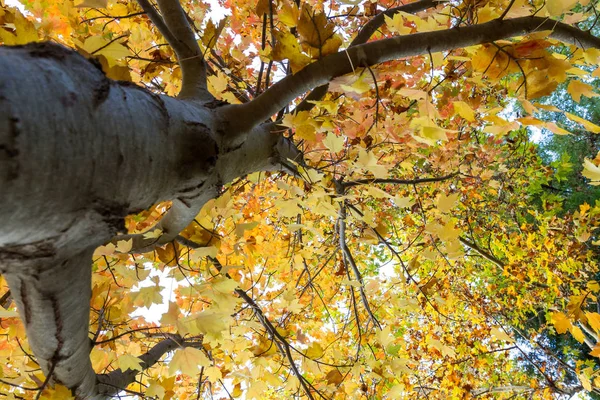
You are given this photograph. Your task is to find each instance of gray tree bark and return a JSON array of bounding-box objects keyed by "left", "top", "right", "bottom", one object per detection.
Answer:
[{"left": 0, "top": 41, "right": 298, "bottom": 398}]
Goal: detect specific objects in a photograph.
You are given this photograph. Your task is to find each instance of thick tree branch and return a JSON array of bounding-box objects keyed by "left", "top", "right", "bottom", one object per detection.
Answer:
[
  {"left": 219, "top": 16, "right": 600, "bottom": 134},
  {"left": 96, "top": 334, "right": 186, "bottom": 397},
  {"left": 112, "top": 125, "right": 302, "bottom": 254},
  {"left": 295, "top": 0, "right": 440, "bottom": 112},
  {"left": 351, "top": 0, "right": 442, "bottom": 47},
  {"left": 112, "top": 197, "right": 211, "bottom": 254},
  {"left": 137, "top": 0, "right": 211, "bottom": 100},
  {"left": 3, "top": 250, "right": 96, "bottom": 397}
]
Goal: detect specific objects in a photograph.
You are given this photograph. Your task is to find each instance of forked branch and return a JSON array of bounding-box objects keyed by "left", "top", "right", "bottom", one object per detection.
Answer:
[
  {"left": 96, "top": 334, "right": 201, "bottom": 397},
  {"left": 295, "top": 0, "right": 441, "bottom": 112},
  {"left": 219, "top": 16, "right": 600, "bottom": 134},
  {"left": 137, "top": 0, "right": 211, "bottom": 100}
]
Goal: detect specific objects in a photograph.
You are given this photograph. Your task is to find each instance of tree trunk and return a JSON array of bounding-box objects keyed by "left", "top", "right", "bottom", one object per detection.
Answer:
[{"left": 0, "top": 41, "right": 294, "bottom": 398}]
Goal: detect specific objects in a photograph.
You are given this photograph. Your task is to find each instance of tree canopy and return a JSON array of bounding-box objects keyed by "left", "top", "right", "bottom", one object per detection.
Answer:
[{"left": 1, "top": 0, "right": 600, "bottom": 399}]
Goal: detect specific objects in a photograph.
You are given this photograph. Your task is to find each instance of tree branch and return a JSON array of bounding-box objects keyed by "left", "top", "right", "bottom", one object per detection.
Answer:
[
  {"left": 219, "top": 16, "right": 600, "bottom": 135},
  {"left": 111, "top": 125, "right": 302, "bottom": 254},
  {"left": 343, "top": 172, "right": 459, "bottom": 189},
  {"left": 295, "top": 0, "right": 441, "bottom": 112},
  {"left": 0, "top": 290, "right": 11, "bottom": 309},
  {"left": 137, "top": 0, "right": 211, "bottom": 100},
  {"left": 459, "top": 236, "right": 505, "bottom": 269},
  {"left": 112, "top": 197, "right": 211, "bottom": 254},
  {"left": 96, "top": 334, "right": 186, "bottom": 396},
  {"left": 337, "top": 199, "right": 381, "bottom": 329},
  {"left": 3, "top": 250, "right": 97, "bottom": 397}
]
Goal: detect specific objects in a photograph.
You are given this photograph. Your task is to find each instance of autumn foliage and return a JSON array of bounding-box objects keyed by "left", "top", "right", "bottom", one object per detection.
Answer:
[{"left": 1, "top": 0, "right": 600, "bottom": 399}]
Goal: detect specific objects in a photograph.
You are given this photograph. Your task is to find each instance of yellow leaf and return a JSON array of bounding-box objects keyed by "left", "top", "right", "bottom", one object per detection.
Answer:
[
  {"left": 117, "top": 354, "right": 144, "bottom": 372},
  {"left": 385, "top": 13, "right": 412, "bottom": 35},
  {"left": 566, "top": 112, "right": 600, "bottom": 133},
  {"left": 366, "top": 186, "right": 392, "bottom": 199},
  {"left": 490, "top": 327, "right": 513, "bottom": 343},
  {"left": 205, "top": 366, "right": 222, "bottom": 383},
  {"left": 211, "top": 277, "right": 239, "bottom": 294},
  {"left": 40, "top": 384, "right": 74, "bottom": 400},
  {"left": 297, "top": 4, "right": 335, "bottom": 49},
  {"left": 586, "top": 312, "right": 600, "bottom": 332},
  {"left": 0, "top": 8, "right": 38, "bottom": 45},
  {"left": 543, "top": 122, "right": 571, "bottom": 135},
  {"left": 534, "top": 103, "right": 561, "bottom": 112},
  {"left": 279, "top": 0, "right": 299, "bottom": 27},
  {"left": 305, "top": 342, "right": 324, "bottom": 359},
  {"left": 160, "top": 301, "right": 180, "bottom": 326},
  {"left": 590, "top": 345, "right": 600, "bottom": 357},
  {"left": 376, "top": 326, "right": 395, "bottom": 350},
  {"left": 588, "top": 281, "right": 600, "bottom": 293},
  {"left": 580, "top": 373, "right": 593, "bottom": 391},
  {"left": 156, "top": 242, "right": 178, "bottom": 266},
  {"left": 570, "top": 325, "right": 585, "bottom": 343},
  {"left": 232, "top": 384, "right": 243, "bottom": 397},
  {"left": 82, "top": 36, "right": 130, "bottom": 67},
  {"left": 453, "top": 101, "right": 476, "bottom": 122},
  {"left": 189, "top": 245, "right": 218, "bottom": 260},
  {"left": 235, "top": 221, "right": 259, "bottom": 238},
  {"left": 115, "top": 239, "right": 132, "bottom": 253},
  {"left": 567, "top": 80, "right": 599, "bottom": 103},
  {"left": 143, "top": 228, "right": 163, "bottom": 239},
  {"left": 95, "top": 243, "right": 116, "bottom": 256},
  {"left": 271, "top": 29, "right": 311, "bottom": 72},
  {"left": 201, "top": 17, "right": 227, "bottom": 49},
  {"left": 546, "top": 0, "right": 578, "bottom": 17},
  {"left": 340, "top": 73, "right": 372, "bottom": 94},
  {"left": 550, "top": 311, "right": 572, "bottom": 334},
  {"left": 207, "top": 70, "right": 229, "bottom": 96},
  {"left": 437, "top": 192, "right": 460, "bottom": 213},
  {"left": 394, "top": 196, "right": 413, "bottom": 208},
  {"left": 356, "top": 149, "right": 388, "bottom": 178},
  {"left": 146, "top": 381, "right": 166, "bottom": 399},
  {"left": 74, "top": 0, "right": 107, "bottom": 8},
  {"left": 169, "top": 347, "right": 210, "bottom": 377},
  {"left": 582, "top": 158, "right": 600, "bottom": 185},
  {"left": 323, "top": 133, "right": 345, "bottom": 153},
  {"left": 255, "top": 0, "right": 269, "bottom": 16}
]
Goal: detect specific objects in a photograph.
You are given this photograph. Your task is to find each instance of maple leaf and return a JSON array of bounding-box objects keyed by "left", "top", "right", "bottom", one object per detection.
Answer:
[
  {"left": 453, "top": 101, "right": 476, "bottom": 122},
  {"left": 590, "top": 345, "right": 600, "bottom": 358},
  {"left": 201, "top": 17, "right": 227, "bottom": 49},
  {"left": 490, "top": 327, "right": 513, "bottom": 343},
  {"left": 567, "top": 80, "right": 599, "bottom": 103},
  {"left": 80, "top": 36, "right": 130, "bottom": 67},
  {"left": 326, "top": 369, "right": 344, "bottom": 385},
  {"left": 550, "top": 312, "right": 572, "bottom": 334},
  {"left": 305, "top": 342, "right": 324, "bottom": 359},
  {"left": 297, "top": 4, "right": 341, "bottom": 56},
  {"left": 587, "top": 312, "right": 600, "bottom": 332},
  {"left": 582, "top": 159, "right": 600, "bottom": 185},
  {"left": 565, "top": 112, "right": 600, "bottom": 133},
  {"left": 117, "top": 354, "right": 144, "bottom": 372},
  {"left": 271, "top": 29, "right": 311, "bottom": 72},
  {"left": 169, "top": 347, "right": 210, "bottom": 377}
]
